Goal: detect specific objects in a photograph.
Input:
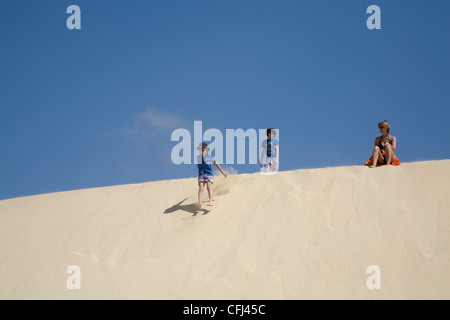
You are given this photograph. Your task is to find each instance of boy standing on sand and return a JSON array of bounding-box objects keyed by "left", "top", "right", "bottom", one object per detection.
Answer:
[
  {"left": 260, "top": 128, "right": 279, "bottom": 173},
  {"left": 197, "top": 142, "right": 227, "bottom": 208}
]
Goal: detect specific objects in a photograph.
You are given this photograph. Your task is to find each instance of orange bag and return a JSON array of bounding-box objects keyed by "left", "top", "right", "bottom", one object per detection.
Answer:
[{"left": 364, "top": 151, "right": 401, "bottom": 166}]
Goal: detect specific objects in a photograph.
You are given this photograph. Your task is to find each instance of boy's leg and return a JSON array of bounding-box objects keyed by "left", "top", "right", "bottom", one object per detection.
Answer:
[
  {"left": 271, "top": 159, "right": 278, "bottom": 172},
  {"left": 264, "top": 159, "right": 270, "bottom": 172},
  {"left": 198, "top": 182, "right": 205, "bottom": 208},
  {"left": 273, "top": 158, "right": 278, "bottom": 172},
  {"left": 266, "top": 158, "right": 277, "bottom": 172},
  {"left": 206, "top": 182, "right": 214, "bottom": 206}
]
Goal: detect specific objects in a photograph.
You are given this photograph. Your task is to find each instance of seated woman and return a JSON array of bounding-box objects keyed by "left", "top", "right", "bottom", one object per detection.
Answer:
[{"left": 365, "top": 120, "right": 401, "bottom": 168}]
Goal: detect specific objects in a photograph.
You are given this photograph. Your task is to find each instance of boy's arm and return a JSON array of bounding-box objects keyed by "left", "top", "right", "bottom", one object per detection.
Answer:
[
  {"left": 260, "top": 148, "right": 265, "bottom": 167},
  {"left": 214, "top": 162, "right": 227, "bottom": 178}
]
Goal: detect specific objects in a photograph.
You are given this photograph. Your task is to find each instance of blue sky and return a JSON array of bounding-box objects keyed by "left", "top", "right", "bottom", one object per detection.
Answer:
[{"left": 1, "top": 0, "right": 449, "bottom": 200}]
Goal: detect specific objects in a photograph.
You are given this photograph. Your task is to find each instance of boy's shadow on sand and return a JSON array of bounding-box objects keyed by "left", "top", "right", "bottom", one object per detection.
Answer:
[{"left": 164, "top": 198, "right": 210, "bottom": 216}]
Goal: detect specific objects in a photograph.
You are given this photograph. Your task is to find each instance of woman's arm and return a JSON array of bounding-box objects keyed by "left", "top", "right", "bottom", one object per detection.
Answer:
[
  {"left": 390, "top": 136, "right": 397, "bottom": 152},
  {"left": 374, "top": 137, "right": 380, "bottom": 147}
]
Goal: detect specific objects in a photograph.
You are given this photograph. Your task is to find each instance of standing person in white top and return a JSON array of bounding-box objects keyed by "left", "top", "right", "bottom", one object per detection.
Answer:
[{"left": 260, "top": 128, "right": 279, "bottom": 173}]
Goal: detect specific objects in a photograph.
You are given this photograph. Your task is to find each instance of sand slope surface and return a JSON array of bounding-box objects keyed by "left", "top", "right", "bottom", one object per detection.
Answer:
[{"left": 1, "top": 160, "right": 449, "bottom": 299}]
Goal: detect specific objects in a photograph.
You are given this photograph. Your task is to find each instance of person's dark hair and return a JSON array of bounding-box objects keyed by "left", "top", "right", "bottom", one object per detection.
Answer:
[{"left": 266, "top": 128, "right": 276, "bottom": 137}]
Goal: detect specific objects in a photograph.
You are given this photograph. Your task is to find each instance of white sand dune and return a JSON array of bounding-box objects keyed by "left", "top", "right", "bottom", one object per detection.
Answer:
[{"left": 1, "top": 160, "right": 450, "bottom": 299}]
